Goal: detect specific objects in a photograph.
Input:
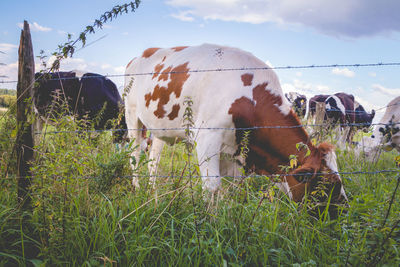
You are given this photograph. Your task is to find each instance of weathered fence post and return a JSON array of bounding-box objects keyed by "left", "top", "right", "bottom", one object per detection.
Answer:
[
  {"left": 315, "top": 102, "right": 326, "bottom": 142},
  {"left": 16, "top": 21, "right": 35, "bottom": 208}
]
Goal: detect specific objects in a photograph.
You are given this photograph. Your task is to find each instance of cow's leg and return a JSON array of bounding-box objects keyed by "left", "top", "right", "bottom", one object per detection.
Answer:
[
  {"left": 195, "top": 132, "right": 222, "bottom": 193},
  {"left": 148, "top": 137, "right": 165, "bottom": 188},
  {"left": 125, "top": 109, "right": 145, "bottom": 189},
  {"left": 219, "top": 154, "right": 242, "bottom": 178}
]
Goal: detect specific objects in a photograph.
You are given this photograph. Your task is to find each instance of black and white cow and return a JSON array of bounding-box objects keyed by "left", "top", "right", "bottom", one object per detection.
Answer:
[
  {"left": 362, "top": 96, "right": 400, "bottom": 161},
  {"left": 354, "top": 102, "right": 375, "bottom": 130},
  {"left": 325, "top": 93, "right": 375, "bottom": 127},
  {"left": 325, "top": 92, "right": 375, "bottom": 143},
  {"left": 285, "top": 92, "right": 307, "bottom": 118},
  {"left": 33, "top": 71, "right": 127, "bottom": 141}
]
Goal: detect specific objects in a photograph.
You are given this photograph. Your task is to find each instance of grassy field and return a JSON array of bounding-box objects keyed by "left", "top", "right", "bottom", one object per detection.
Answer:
[{"left": 0, "top": 111, "right": 399, "bottom": 266}]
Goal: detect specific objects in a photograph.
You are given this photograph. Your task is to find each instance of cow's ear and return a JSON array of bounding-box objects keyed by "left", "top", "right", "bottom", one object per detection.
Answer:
[
  {"left": 316, "top": 142, "right": 335, "bottom": 155},
  {"left": 371, "top": 109, "right": 375, "bottom": 118}
]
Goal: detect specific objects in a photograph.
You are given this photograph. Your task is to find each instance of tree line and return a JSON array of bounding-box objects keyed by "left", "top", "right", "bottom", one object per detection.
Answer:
[{"left": 0, "top": 88, "right": 16, "bottom": 108}]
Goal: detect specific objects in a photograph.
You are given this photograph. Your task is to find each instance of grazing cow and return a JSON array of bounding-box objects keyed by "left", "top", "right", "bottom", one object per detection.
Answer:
[
  {"left": 125, "top": 44, "right": 347, "bottom": 204},
  {"left": 285, "top": 92, "right": 307, "bottom": 118},
  {"left": 325, "top": 93, "right": 375, "bottom": 143},
  {"left": 354, "top": 101, "right": 375, "bottom": 130},
  {"left": 362, "top": 96, "right": 400, "bottom": 160},
  {"left": 33, "top": 71, "right": 127, "bottom": 141},
  {"left": 324, "top": 93, "right": 374, "bottom": 127},
  {"left": 325, "top": 93, "right": 355, "bottom": 125}
]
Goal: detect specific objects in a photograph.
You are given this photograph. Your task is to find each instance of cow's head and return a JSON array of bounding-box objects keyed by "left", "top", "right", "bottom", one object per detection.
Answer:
[
  {"left": 286, "top": 143, "right": 348, "bottom": 206},
  {"left": 285, "top": 92, "right": 307, "bottom": 118},
  {"left": 355, "top": 106, "right": 375, "bottom": 131},
  {"left": 363, "top": 109, "right": 376, "bottom": 131},
  {"left": 378, "top": 118, "right": 400, "bottom": 151}
]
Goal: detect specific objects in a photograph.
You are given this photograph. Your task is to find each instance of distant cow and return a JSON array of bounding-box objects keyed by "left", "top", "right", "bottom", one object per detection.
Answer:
[
  {"left": 362, "top": 96, "right": 400, "bottom": 160},
  {"left": 125, "top": 44, "right": 347, "bottom": 204},
  {"left": 285, "top": 92, "right": 307, "bottom": 118},
  {"left": 354, "top": 101, "right": 375, "bottom": 130},
  {"left": 33, "top": 71, "right": 127, "bottom": 141},
  {"left": 325, "top": 93, "right": 355, "bottom": 125},
  {"left": 325, "top": 93, "right": 374, "bottom": 142}
]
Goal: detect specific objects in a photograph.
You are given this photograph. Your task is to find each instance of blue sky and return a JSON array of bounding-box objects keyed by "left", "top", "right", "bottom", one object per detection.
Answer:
[{"left": 1, "top": 0, "right": 400, "bottom": 122}]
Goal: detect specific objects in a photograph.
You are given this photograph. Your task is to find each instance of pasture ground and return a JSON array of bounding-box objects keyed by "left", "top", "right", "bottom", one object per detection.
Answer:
[{"left": 0, "top": 109, "right": 399, "bottom": 266}]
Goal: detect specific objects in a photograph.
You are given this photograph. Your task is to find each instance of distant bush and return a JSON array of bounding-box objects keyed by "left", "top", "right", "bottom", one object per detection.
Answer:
[
  {"left": 0, "top": 95, "right": 16, "bottom": 108},
  {"left": 0, "top": 88, "right": 17, "bottom": 96},
  {"left": 0, "top": 103, "right": 17, "bottom": 181}
]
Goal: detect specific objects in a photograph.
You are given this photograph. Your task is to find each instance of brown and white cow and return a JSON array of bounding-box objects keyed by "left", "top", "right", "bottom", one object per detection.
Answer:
[{"left": 124, "top": 44, "right": 347, "bottom": 203}]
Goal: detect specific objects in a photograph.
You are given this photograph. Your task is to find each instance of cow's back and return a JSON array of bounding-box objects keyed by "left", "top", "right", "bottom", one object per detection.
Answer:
[{"left": 125, "top": 44, "right": 287, "bottom": 141}]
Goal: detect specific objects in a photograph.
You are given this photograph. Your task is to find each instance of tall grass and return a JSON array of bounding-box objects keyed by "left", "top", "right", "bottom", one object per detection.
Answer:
[{"left": 0, "top": 108, "right": 399, "bottom": 266}]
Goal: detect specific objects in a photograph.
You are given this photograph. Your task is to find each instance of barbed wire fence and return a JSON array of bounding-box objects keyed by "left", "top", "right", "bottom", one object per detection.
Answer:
[{"left": 2, "top": 57, "right": 400, "bottom": 180}]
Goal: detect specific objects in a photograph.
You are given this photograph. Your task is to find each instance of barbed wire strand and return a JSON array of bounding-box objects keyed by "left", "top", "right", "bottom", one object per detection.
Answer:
[
  {"left": 26, "top": 121, "right": 400, "bottom": 136},
  {"left": 3, "top": 169, "right": 399, "bottom": 181},
  {"left": 1, "top": 61, "right": 400, "bottom": 84}
]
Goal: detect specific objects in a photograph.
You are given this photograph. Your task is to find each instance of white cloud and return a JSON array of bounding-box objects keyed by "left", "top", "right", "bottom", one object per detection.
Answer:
[
  {"left": 0, "top": 61, "right": 18, "bottom": 89},
  {"left": 331, "top": 67, "right": 355, "bottom": 78},
  {"left": 101, "top": 64, "right": 112, "bottom": 70},
  {"left": 166, "top": 0, "right": 400, "bottom": 37},
  {"left": 369, "top": 72, "right": 377, "bottom": 77},
  {"left": 372, "top": 84, "right": 400, "bottom": 96},
  {"left": 0, "top": 56, "right": 126, "bottom": 91},
  {"left": 171, "top": 10, "right": 195, "bottom": 22},
  {"left": 0, "top": 43, "right": 18, "bottom": 53},
  {"left": 281, "top": 79, "right": 331, "bottom": 100},
  {"left": 58, "top": 30, "right": 68, "bottom": 35},
  {"left": 45, "top": 56, "right": 125, "bottom": 90},
  {"left": 17, "top": 22, "right": 52, "bottom": 32}
]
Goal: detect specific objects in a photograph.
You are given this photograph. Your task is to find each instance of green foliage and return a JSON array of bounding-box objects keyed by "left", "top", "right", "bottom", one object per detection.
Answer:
[
  {"left": 0, "top": 103, "right": 17, "bottom": 180},
  {"left": 0, "top": 88, "right": 17, "bottom": 96},
  {"left": 92, "top": 142, "right": 135, "bottom": 193},
  {"left": 1, "top": 96, "right": 400, "bottom": 265},
  {"left": 0, "top": 94, "right": 16, "bottom": 108}
]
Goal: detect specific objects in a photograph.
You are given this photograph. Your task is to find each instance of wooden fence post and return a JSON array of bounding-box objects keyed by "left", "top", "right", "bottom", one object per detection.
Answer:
[
  {"left": 16, "top": 21, "right": 35, "bottom": 208},
  {"left": 314, "top": 102, "right": 326, "bottom": 142}
]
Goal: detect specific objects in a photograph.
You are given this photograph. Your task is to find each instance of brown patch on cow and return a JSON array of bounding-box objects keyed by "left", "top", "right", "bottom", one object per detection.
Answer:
[
  {"left": 158, "top": 66, "right": 172, "bottom": 82},
  {"left": 229, "top": 82, "right": 325, "bottom": 203},
  {"left": 168, "top": 104, "right": 180, "bottom": 120},
  {"left": 144, "top": 62, "right": 190, "bottom": 118},
  {"left": 241, "top": 73, "right": 253, "bottom": 86},
  {"left": 172, "top": 46, "right": 188, "bottom": 52},
  {"left": 152, "top": 63, "right": 164, "bottom": 79},
  {"left": 229, "top": 83, "right": 310, "bottom": 173},
  {"left": 142, "top": 48, "right": 160, "bottom": 58}
]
